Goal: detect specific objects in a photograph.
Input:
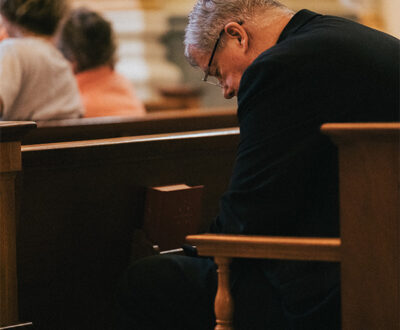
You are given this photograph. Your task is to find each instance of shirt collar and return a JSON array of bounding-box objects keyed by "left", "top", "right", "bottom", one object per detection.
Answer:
[{"left": 277, "top": 9, "right": 321, "bottom": 43}]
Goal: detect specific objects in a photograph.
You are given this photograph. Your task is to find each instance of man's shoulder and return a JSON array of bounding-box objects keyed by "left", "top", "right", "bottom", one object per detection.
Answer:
[
  {"left": 241, "top": 11, "right": 399, "bottom": 87},
  {"left": 276, "top": 10, "right": 399, "bottom": 54},
  {"left": 237, "top": 17, "right": 399, "bottom": 122}
]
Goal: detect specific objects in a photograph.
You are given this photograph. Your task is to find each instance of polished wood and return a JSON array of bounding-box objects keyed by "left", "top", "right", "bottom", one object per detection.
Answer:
[
  {"left": 0, "top": 142, "right": 20, "bottom": 173},
  {"left": 322, "top": 123, "right": 400, "bottom": 330},
  {"left": 214, "top": 257, "right": 233, "bottom": 330},
  {"left": 0, "top": 122, "right": 36, "bottom": 143},
  {"left": 17, "top": 127, "right": 239, "bottom": 329},
  {"left": 146, "top": 85, "right": 202, "bottom": 111},
  {"left": 187, "top": 234, "right": 341, "bottom": 261},
  {"left": 187, "top": 123, "right": 399, "bottom": 330},
  {"left": 0, "top": 123, "right": 35, "bottom": 327},
  {"left": 187, "top": 235, "right": 341, "bottom": 330},
  {"left": 143, "top": 184, "right": 204, "bottom": 250},
  {"left": 22, "top": 107, "right": 237, "bottom": 144},
  {"left": 0, "top": 170, "right": 19, "bottom": 327}
]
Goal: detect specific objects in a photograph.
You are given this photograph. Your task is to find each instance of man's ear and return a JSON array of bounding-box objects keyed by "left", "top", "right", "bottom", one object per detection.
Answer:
[{"left": 224, "top": 22, "right": 249, "bottom": 51}]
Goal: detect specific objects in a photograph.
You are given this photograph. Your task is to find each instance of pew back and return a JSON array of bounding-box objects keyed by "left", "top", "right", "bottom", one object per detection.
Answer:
[
  {"left": 21, "top": 107, "right": 238, "bottom": 145},
  {"left": 323, "top": 123, "right": 400, "bottom": 329},
  {"left": 17, "top": 128, "right": 239, "bottom": 329},
  {"left": 0, "top": 122, "right": 36, "bottom": 328}
]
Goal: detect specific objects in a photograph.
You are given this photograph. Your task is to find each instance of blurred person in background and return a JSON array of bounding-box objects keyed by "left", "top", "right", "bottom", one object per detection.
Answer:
[
  {"left": 0, "top": 0, "right": 83, "bottom": 120},
  {"left": 0, "top": 16, "right": 8, "bottom": 41},
  {"left": 57, "top": 7, "right": 145, "bottom": 118}
]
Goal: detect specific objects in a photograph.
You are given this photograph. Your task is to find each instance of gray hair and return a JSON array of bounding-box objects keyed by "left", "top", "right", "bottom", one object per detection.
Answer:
[{"left": 184, "top": 0, "right": 286, "bottom": 66}]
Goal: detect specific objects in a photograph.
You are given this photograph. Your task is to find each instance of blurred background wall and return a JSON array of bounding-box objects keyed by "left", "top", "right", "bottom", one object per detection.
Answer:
[{"left": 72, "top": 0, "right": 400, "bottom": 109}]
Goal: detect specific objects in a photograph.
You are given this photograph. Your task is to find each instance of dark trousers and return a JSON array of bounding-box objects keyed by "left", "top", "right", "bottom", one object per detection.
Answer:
[
  {"left": 115, "top": 255, "right": 217, "bottom": 330},
  {"left": 115, "top": 255, "right": 340, "bottom": 330}
]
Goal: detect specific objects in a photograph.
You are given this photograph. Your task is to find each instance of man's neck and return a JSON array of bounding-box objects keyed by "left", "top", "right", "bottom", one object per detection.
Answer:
[{"left": 247, "top": 7, "right": 294, "bottom": 58}]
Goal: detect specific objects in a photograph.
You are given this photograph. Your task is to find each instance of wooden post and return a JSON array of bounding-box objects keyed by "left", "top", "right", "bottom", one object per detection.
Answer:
[
  {"left": 0, "top": 122, "right": 36, "bottom": 327},
  {"left": 214, "top": 257, "right": 233, "bottom": 330},
  {"left": 322, "top": 123, "right": 400, "bottom": 330}
]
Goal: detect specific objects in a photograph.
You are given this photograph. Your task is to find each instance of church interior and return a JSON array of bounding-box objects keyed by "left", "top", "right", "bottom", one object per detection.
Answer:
[{"left": 0, "top": 0, "right": 399, "bottom": 329}]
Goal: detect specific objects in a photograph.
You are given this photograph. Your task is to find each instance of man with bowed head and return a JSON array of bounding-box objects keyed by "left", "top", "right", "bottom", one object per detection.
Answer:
[{"left": 116, "top": 1, "right": 399, "bottom": 329}]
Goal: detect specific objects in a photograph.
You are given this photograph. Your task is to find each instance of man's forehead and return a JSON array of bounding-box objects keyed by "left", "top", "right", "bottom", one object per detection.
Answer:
[{"left": 188, "top": 46, "right": 210, "bottom": 71}]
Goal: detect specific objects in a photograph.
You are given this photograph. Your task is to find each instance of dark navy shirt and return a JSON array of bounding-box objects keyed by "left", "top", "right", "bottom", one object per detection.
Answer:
[
  {"left": 211, "top": 9, "right": 399, "bottom": 327},
  {"left": 213, "top": 9, "right": 399, "bottom": 236}
]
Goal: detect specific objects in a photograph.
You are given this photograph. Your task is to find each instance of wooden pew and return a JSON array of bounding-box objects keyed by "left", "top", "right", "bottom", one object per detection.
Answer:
[
  {"left": 21, "top": 106, "right": 237, "bottom": 145},
  {"left": 187, "top": 123, "right": 400, "bottom": 330},
  {"left": 14, "top": 127, "right": 239, "bottom": 329},
  {"left": 0, "top": 122, "right": 36, "bottom": 328},
  {"left": 324, "top": 123, "right": 399, "bottom": 330}
]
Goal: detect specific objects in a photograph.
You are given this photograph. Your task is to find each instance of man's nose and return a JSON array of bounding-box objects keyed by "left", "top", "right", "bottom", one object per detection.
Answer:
[{"left": 223, "top": 85, "right": 235, "bottom": 99}]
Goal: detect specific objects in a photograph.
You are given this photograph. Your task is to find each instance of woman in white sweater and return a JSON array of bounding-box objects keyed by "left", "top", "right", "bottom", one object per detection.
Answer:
[{"left": 0, "top": 0, "right": 83, "bottom": 121}]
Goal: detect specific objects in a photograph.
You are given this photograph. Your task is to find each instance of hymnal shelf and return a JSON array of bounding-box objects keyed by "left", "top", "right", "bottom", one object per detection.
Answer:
[{"left": 143, "top": 183, "right": 204, "bottom": 250}]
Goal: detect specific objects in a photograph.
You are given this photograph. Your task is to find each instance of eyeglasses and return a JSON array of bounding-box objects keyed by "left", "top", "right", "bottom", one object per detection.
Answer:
[
  {"left": 202, "top": 29, "right": 224, "bottom": 88},
  {"left": 202, "top": 22, "right": 243, "bottom": 88}
]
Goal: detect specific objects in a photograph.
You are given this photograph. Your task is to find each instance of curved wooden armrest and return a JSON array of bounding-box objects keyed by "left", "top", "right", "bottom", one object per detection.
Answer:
[
  {"left": 186, "top": 234, "right": 341, "bottom": 262},
  {"left": 186, "top": 234, "right": 341, "bottom": 330}
]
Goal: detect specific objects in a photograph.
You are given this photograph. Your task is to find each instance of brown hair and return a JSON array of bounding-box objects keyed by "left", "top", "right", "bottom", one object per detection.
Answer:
[
  {"left": 57, "top": 7, "right": 117, "bottom": 73},
  {"left": 0, "top": 0, "right": 68, "bottom": 36}
]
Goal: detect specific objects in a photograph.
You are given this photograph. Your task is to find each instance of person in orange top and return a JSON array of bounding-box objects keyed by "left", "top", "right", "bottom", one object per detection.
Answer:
[
  {"left": 57, "top": 7, "right": 145, "bottom": 118},
  {"left": 0, "top": 23, "right": 8, "bottom": 41}
]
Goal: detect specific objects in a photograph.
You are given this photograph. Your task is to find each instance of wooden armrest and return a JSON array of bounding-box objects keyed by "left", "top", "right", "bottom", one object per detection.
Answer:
[
  {"left": 186, "top": 234, "right": 341, "bottom": 329},
  {"left": 186, "top": 234, "right": 341, "bottom": 262}
]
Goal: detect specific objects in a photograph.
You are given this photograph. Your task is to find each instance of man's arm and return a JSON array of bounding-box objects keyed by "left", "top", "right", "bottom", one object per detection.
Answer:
[{"left": 212, "top": 59, "right": 339, "bottom": 237}]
